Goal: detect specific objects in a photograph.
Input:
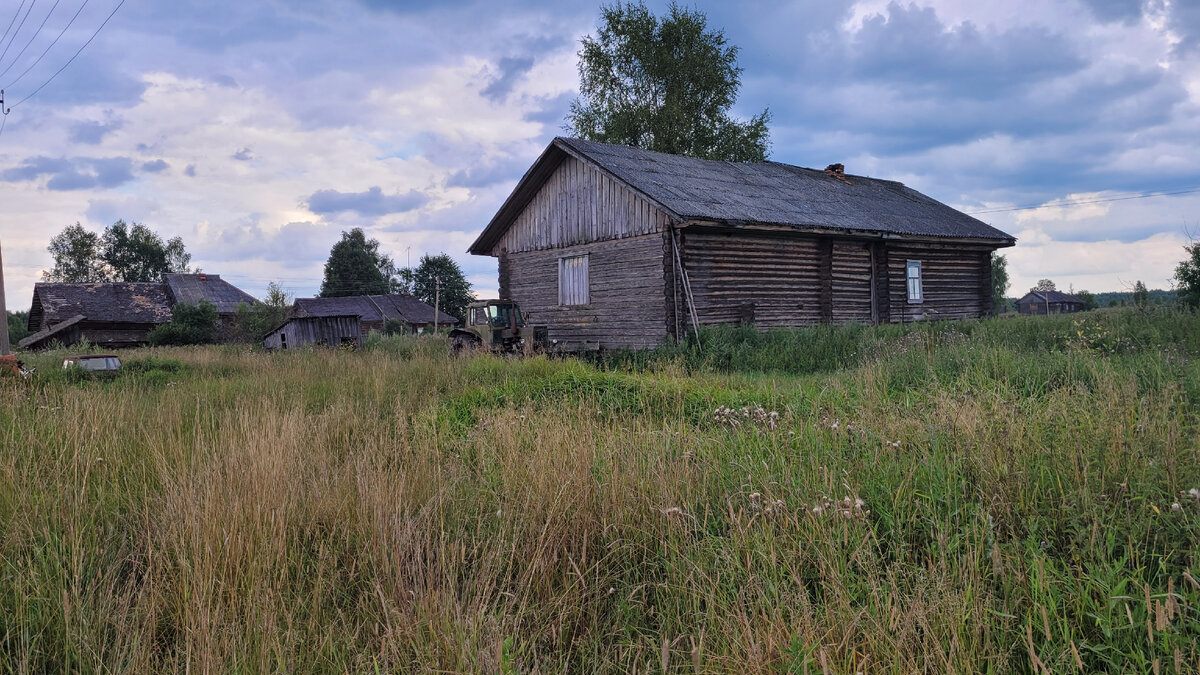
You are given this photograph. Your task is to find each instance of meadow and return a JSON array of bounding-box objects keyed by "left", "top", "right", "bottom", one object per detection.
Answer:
[{"left": 1, "top": 308, "right": 1198, "bottom": 673}]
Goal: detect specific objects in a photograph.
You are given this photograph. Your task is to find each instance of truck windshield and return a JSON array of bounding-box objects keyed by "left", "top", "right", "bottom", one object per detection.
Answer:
[{"left": 487, "top": 304, "right": 524, "bottom": 328}]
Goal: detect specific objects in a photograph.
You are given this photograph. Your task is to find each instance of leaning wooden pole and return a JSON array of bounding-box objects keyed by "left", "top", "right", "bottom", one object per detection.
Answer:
[
  {"left": 0, "top": 239, "right": 10, "bottom": 355},
  {"left": 670, "top": 227, "right": 701, "bottom": 352}
]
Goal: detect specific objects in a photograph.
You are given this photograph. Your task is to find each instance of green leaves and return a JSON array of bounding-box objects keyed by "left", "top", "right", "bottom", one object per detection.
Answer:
[
  {"left": 42, "top": 221, "right": 193, "bottom": 283},
  {"left": 567, "top": 2, "right": 771, "bottom": 163},
  {"left": 1172, "top": 241, "right": 1200, "bottom": 309},
  {"left": 319, "top": 228, "right": 392, "bottom": 298}
]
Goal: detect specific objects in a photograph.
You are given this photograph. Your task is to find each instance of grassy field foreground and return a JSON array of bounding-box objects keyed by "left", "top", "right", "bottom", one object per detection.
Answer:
[{"left": 1, "top": 309, "right": 1199, "bottom": 672}]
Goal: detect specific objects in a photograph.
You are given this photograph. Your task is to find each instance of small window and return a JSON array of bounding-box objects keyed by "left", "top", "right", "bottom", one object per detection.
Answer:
[
  {"left": 559, "top": 254, "right": 589, "bottom": 306},
  {"left": 906, "top": 260, "right": 923, "bottom": 303},
  {"left": 280, "top": 333, "right": 288, "bottom": 350}
]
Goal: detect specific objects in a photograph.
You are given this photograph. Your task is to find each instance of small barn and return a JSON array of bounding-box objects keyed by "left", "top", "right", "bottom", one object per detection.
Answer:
[
  {"left": 263, "top": 315, "right": 362, "bottom": 350},
  {"left": 468, "top": 138, "right": 1017, "bottom": 349},
  {"left": 290, "top": 294, "right": 458, "bottom": 336},
  {"left": 20, "top": 274, "right": 260, "bottom": 350},
  {"left": 1016, "top": 290, "right": 1086, "bottom": 315}
]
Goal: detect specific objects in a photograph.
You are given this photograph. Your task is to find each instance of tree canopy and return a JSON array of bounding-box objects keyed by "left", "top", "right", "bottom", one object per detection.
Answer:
[
  {"left": 990, "top": 254, "right": 1009, "bottom": 314},
  {"left": 1173, "top": 241, "right": 1200, "bottom": 309},
  {"left": 1032, "top": 279, "right": 1057, "bottom": 292},
  {"left": 567, "top": 1, "right": 770, "bottom": 162},
  {"left": 43, "top": 221, "right": 192, "bottom": 283},
  {"left": 319, "top": 228, "right": 395, "bottom": 298},
  {"left": 411, "top": 254, "right": 473, "bottom": 322}
]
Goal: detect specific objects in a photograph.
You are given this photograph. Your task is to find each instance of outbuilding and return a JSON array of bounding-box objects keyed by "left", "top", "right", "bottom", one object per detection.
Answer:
[
  {"left": 468, "top": 137, "right": 1017, "bottom": 349},
  {"left": 1015, "top": 290, "right": 1086, "bottom": 315},
  {"left": 263, "top": 315, "right": 362, "bottom": 351}
]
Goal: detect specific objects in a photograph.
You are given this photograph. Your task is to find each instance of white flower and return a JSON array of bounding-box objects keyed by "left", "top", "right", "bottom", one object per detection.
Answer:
[{"left": 1172, "top": 503, "right": 1182, "bottom": 512}]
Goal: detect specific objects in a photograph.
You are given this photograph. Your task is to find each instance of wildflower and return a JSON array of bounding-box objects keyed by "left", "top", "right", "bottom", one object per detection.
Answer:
[
  {"left": 1171, "top": 503, "right": 1182, "bottom": 512},
  {"left": 1188, "top": 488, "right": 1200, "bottom": 500},
  {"left": 811, "top": 506, "right": 823, "bottom": 515},
  {"left": 660, "top": 507, "right": 683, "bottom": 517}
]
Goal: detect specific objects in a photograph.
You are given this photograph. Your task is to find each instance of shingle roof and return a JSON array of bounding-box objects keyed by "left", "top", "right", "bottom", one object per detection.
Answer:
[
  {"left": 469, "top": 137, "right": 1015, "bottom": 254},
  {"left": 293, "top": 294, "right": 459, "bottom": 325},
  {"left": 164, "top": 273, "right": 259, "bottom": 314},
  {"left": 1019, "top": 290, "right": 1083, "bottom": 304},
  {"left": 31, "top": 283, "right": 174, "bottom": 330}
]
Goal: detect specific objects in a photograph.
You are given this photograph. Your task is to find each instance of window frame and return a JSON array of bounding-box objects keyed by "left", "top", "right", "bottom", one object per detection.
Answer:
[
  {"left": 558, "top": 254, "right": 590, "bottom": 306},
  {"left": 906, "top": 259, "right": 924, "bottom": 304}
]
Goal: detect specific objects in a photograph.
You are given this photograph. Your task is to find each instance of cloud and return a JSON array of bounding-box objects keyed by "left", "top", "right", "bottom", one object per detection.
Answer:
[
  {"left": 306, "top": 186, "right": 429, "bottom": 216},
  {"left": 482, "top": 56, "right": 536, "bottom": 101},
  {"left": 184, "top": 164, "right": 197, "bottom": 177},
  {"left": 1, "top": 156, "right": 136, "bottom": 191},
  {"left": 232, "top": 147, "right": 254, "bottom": 161},
  {"left": 70, "top": 120, "right": 124, "bottom": 144},
  {"left": 141, "top": 159, "right": 169, "bottom": 172}
]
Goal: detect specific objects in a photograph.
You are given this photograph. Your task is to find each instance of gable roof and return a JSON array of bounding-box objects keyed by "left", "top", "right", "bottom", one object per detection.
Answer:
[
  {"left": 1018, "top": 290, "right": 1084, "bottom": 304},
  {"left": 469, "top": 137, "right": 1015, "bottom": 254},
  {"left": 30, "top": 282, "right": 174, "bottom": 330},
  {"left": 292, "top": 294, "right": 459, "bottom": 325},
  {"left": 164, "top": 273, "right": 259, "bottom": 314}
]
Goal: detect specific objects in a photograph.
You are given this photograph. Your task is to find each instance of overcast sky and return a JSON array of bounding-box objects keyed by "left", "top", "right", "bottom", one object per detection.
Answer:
[{"left": 1, "top": 0, "right": 1198, "bottom": 309}]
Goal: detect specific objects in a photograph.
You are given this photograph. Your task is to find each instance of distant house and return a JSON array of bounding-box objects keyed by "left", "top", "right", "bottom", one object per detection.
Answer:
[
  {"left": 468, "top": 137, "right": 1016, "bottom": 349},
  {"left": 263, "top": 315, "right": 362, "bottom": 351},
  {"left": 290, "top": 294, "right": 458, "bottom": 336},
  {"left": 1015, "top": 290, "right": 1086, "bottom": 315},
  {"left": 19, "top": 273, "right": 258, "bottom": 350}
]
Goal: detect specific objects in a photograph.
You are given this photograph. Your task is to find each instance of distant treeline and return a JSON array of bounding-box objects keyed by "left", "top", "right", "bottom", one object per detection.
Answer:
[{"left": 1089, "top": 289, "right": 1176, "bottom": 306}]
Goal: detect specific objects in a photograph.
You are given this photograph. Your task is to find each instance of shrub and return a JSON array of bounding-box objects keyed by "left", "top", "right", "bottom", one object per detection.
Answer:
[{"left": 149, "top": 300, "right": 218, "bottom": 346}]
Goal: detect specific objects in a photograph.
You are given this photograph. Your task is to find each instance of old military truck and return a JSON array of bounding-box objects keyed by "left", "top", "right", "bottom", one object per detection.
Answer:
[{"left": 450, "top": 300, "right": 548, "bottom": 354}]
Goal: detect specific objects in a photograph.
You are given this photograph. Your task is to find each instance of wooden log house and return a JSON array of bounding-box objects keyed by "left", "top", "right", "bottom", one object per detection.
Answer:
[{"left": 468, "top": 138, "right": 1017, "bottom": 350}]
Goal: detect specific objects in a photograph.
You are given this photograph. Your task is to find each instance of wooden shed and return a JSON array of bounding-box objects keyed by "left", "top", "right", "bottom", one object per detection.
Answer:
[
  {"left": 290, "top": 294, "right": 458, "bottom": 336},
  {"left": 1015, "top": 290, "right": 1086, "bottom": 315},
  {"left": 263, "top": 315, "right": 362, "bottom": 350},
  {"left": 468, "top": 138, "right": 1017, "bottom": 349}
]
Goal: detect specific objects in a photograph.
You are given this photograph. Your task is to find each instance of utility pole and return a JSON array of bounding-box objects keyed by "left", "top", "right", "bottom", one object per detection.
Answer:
[
  {"left": 433, "top": 275, "right": 440, "bottom": 334},
  {"left": 0, "top": 239, "right": 10, "bottom": 355}
]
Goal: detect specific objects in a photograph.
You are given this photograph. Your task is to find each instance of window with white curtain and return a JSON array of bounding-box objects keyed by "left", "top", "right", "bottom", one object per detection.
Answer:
[
  {"left": 906, "top": 259, "right": 924, "bottom": 303},
  {"left": 559, "top": 254, "right": 589, "bottom": 306}
]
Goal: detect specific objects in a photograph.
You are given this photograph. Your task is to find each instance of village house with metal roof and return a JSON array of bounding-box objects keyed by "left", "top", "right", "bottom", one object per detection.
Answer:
[{"left": 468, "top": 137, "right": 1017, "bottom": 350}]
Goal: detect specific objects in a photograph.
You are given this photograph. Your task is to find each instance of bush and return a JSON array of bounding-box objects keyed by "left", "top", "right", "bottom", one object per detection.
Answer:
[{"left": 149, "top": 301, "right": 218, "bottom": 346}]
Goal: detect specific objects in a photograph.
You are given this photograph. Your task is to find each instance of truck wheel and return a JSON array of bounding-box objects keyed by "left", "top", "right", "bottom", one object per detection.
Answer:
[{"left": 451, "top": 334, "right": 479, "bottom": 354}]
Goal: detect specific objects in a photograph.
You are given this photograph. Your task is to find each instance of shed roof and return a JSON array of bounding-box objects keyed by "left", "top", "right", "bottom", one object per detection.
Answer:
[
  {"left": 292, "top": 294, "right": 459, "bottom": 325},
  {"left": 31, "top": 282, "right": 174, "bottom": 328},
  {"left": 164, "top": 273, "right": 259, "bottom": 314},
  {"left": 469, "top": 137, "right": 1015, "bottom": 254},
  {"left": 17, "top": 314, "right": 85, "bottom": 350}
]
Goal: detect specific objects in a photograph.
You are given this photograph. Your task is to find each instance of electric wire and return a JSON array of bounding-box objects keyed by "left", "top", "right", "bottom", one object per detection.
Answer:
[
  {"left": 0, "top": 0, "right": 38, "bottom": 69},
  {"left": 966, "top": 186, "right": 1200, "bottom": 215},
  {"left": 0, "top": 1, "right": 28, "bottom": 57},
  {"left": 0, "top": 0, "right": 62, "bottom": 81},
  {"left": 9, "top": 0, "right": 123, "bottom": 109},
  {"left": 5, "top": 0, "right": 89, "bottom": 89}
]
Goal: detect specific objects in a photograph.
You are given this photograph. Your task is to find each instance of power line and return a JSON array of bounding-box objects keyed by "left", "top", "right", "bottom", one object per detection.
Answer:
[
  {"left": 0, "top": 0, "right": 62, "bottom": 81},
  {"left": 967, "top": 186, "right": 1200, "bottom": 215},
  {"left": 0, "top": 1, "right": 29, "bottom": 56},
  {"left": 0, "top": 0, "right": 38, "bottom": 70},
  {"left": 5, "top": 0, "right": 89, "bottom": 90},
  {"left": 9, "top": 0, "right": 123, "bottom": 110}
]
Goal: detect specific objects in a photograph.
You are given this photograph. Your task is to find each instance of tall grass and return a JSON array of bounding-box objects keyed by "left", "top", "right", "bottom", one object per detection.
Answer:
[{"left": 1, "top": 308, "right": 1198, "bottom": 672}]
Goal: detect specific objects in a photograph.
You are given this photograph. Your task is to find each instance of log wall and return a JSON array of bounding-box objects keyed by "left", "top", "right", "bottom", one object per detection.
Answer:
[
  {"left": 679, "top": 228, "right": 995, "bottom": 328},
  {"left": 503, "top": 232, "right": 669, "bottom": 349},
  {"left": 885, "top": 244, "right": 993, "bottom": 323}
]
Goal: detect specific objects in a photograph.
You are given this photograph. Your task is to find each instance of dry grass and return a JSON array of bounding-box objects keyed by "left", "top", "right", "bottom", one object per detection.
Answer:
[{"left": 2, "top": 310, "right": 1199, "bottom": 672}]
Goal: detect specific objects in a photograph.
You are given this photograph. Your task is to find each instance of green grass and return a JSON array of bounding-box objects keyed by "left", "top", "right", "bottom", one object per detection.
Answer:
[{"left": 1, "top": 308, "right": 1198, "bottom": 672}]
